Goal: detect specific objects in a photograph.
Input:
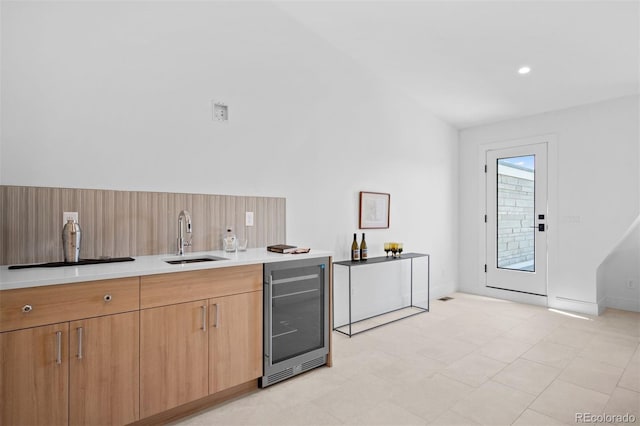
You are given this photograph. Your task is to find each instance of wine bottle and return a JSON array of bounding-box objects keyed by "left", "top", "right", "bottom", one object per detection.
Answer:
[
  {"left": 351, "top": 233, "right": 360, "bottom": 261},
  {"left": 360, "top": 233, "right": 368, "bottom": 260}
]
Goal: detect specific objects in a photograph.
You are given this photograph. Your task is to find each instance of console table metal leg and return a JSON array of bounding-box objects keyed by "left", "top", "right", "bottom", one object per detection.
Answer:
[
  {"left": 410, "top": 258, "right": 414, "bottom": 307},
  {"left": 348, "top": 267, "right": 352, "bottom": 337}
]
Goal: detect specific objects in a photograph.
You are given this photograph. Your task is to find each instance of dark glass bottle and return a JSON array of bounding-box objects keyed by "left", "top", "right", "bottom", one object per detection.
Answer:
[
  {"left": 351, "top": 233, "right": 360, "bottom": 261},
  {"left": 360, "top": 233, "right": 368, "bottom": 260}
]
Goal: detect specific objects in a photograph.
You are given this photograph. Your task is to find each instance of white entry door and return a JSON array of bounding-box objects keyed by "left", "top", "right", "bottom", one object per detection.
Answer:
[{"left": 486, "top": 143, "right": 548, "bottom": 296}]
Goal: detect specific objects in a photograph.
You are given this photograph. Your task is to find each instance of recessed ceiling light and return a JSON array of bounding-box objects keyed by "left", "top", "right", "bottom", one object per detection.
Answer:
[{"left": 518, "top": 66, "right": 531, "bottom": 75}]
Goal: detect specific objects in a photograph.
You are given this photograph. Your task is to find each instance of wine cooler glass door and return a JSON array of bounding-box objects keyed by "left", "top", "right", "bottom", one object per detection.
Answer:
[{"left": 267, "top": 263, "right": 326, "bottom": 365}]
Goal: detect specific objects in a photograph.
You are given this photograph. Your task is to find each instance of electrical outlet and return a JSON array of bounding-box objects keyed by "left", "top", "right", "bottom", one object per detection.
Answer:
[
  {"left": 245, "top": 212, "right": 254, "bottom": 227},
  {"left": 63, "top": 212, "right": 78, "bottom": 225},
  {"left": 213, "top": 102, "right": 228, "bottom": 121}
]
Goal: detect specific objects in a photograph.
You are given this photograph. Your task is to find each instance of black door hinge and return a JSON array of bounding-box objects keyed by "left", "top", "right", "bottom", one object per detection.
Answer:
[
  {"left": 484, "top": 214, "right": 487, "bottom": 223},
  {"left": 484, "top": 164, "right": 487, "bottom": 173},
  {"left": 484, "top": 264, "right": 487, "bottom": 273}
]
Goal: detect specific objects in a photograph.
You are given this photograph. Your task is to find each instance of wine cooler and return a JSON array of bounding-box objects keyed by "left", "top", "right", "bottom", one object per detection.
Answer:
[{"left": 261, "top": 257, "right": 329, "bottom": 387}]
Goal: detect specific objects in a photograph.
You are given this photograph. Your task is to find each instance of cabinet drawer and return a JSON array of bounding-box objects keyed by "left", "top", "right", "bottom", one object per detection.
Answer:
[
  {"left": 141, "top": 264, "right": 262, "bottom": 309},
  {"left": 0, "top": 277, "right": 140, "bottom": 332}
]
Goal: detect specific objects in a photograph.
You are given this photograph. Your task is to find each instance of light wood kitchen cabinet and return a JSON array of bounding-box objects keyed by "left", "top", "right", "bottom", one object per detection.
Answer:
[
  {"left": 140, "top": 264, "right": 262, "bottom": 309},
  {"left": 0, "top": 277, "right": 140, "bottom": 426},
  {"left": 0, "top": 277, "right": 139, "bottom": 333},
  {"left": 69, "top": 311, "right": 140, "bottom": 426},
  {"left": 0, "top": 322, "right": 69, "bottom": 426},
  {"left": 140, "top": 300, "right": 209, "bottom": 418},
  {"left": 139, "top": 265, "right": 263, "bottom": 416},
  {"left": 209, "top": 290, "right": 263, "bottom": 394},
  {"left": 1, "top": 261, "right": 282, "bottom": 424}
]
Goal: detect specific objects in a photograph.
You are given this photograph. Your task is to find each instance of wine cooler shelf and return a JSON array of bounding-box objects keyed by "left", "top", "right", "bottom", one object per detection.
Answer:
[{"left": 333, "top": 253, "right": 430, "bottom": 337}]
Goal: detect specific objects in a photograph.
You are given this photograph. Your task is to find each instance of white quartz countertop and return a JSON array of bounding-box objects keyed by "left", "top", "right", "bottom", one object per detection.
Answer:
[{"left": 0, "top": 248, "right": 333, "bottom": 290}]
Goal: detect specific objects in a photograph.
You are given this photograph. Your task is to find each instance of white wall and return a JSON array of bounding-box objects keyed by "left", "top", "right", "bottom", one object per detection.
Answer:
[
  {"left": 597, "top": 216, "right": 640, "bottom": 312},
  {"left": 459, "top": 96, "right": 640, "bottom": 314},
  {"left": 0, "top": 2, "right": 459, "bottom": 298}
]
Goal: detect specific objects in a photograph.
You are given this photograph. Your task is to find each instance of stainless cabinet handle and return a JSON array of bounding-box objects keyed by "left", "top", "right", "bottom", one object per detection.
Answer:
[
  {"left": 77, "top": 327, "right": 83, "bottom": 359},
  {"left": 103, "top": 294, "right": 112, "bottom": 302},
  {"left": 267, "top": 275, "right": 273, "bottom": 360},
  {"left": 213, "top": 303, "right": 219, "bottom": 328},
  {"left": 201, "top": 305, "right": 207, "bottom": 332},
  {"left": 22, "top": 304, "right": 33, "bottom": 313},
  {"left": 55, "top": 331, "right": 62, "bottom": 365}
]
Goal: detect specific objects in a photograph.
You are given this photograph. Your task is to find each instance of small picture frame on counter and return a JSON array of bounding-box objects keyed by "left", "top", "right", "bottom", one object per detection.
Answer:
[{"left": 359, "top": 191, "right": 390, "bottom": 229}]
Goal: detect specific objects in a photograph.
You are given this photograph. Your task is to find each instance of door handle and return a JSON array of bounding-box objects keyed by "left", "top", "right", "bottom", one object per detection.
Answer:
[
  {"left": 77, "top": 327, "right": 83, "bottom": 359},
  {"left": 201, "top": 305, "right": 207, "bottom": 332},
  {"left": 267, "top": 275, "right": 273, "bottom": 361},
  {"left": 538, "top": 224, "right": 545, "bottom": 232},
  {"left": 55, "top": 331, "right": 62, "bottom": 365},
  {"left": 212, "top": 303, "right": 219, "bottom": 328}
]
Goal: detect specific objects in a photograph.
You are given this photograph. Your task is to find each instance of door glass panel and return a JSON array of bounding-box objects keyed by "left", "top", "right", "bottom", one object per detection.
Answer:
[
  {"left": 496, "top": 155, "right": 535, "bottom": 272},
  {"left": 270, "top": 265, "right": 324, "bottom": 364}
]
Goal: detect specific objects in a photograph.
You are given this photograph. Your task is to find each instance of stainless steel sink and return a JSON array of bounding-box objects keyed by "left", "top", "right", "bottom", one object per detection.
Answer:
[{"left": 163, "top": 255, "right": 228, "bottom": 265}]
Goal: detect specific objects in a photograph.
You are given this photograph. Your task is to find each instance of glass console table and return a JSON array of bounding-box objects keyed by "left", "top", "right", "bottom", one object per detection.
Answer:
[{"left": 333, "top": 253, "right": 429, "bottom": 337}]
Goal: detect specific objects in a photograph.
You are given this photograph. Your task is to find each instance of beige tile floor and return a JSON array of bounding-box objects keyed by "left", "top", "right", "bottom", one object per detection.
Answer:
[{"left": 175, "top": 292, "right": 640, "bottom": 425}]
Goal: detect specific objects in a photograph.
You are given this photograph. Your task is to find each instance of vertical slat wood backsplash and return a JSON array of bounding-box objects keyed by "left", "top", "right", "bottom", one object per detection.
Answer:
[{"left": 0, "top": 186, "right": 286, "bottom": 266}]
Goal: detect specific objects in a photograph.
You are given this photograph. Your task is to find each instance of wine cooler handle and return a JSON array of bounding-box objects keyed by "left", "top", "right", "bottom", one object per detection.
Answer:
[
  {"left": 267, "top": 274, "right": 273, "bottom": 361},
  {"left": 55, "top": 331, "right": 62, "bottom": 365}
]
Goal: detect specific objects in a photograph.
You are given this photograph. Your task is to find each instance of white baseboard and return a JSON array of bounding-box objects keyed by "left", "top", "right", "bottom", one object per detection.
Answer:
[
  {"left": 596, "top": 296, "right": 607, "bottom": 315},
  {"left": 429, "top": 284, "right": 456, "bottom": 301},
  {"left": 549, "top": 296, "right": 600, "bottom": 316},
  {"left": 482, "top": 286, "right": 548, "bottom": 307},
  {"left": 605, "top": 296, "right": 640, "bottom": 313}
]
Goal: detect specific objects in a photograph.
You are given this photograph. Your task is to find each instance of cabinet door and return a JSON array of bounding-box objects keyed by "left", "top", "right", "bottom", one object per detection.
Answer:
[
  {"left": 69, "top": 311, "right": 140, "bottom": 426},
  {"left": 209, "top": 291, "right": 263, "bottom": 394},
  {"left": 0, "top": 323, "right": 69, "bottom": 426},
  {"left": 140, "top": 301, "right": 209, "bottom": 418}
]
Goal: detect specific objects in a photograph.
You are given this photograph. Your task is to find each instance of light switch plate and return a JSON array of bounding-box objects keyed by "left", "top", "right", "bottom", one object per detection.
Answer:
[{"left": 245, "top": 212, "right": 254, "bottom": 226}]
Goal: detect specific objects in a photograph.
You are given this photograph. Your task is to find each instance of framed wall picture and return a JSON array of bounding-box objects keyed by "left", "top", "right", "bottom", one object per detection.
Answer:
[{"left": 359, "top": 191, "right": 390, "bottom": 229}]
